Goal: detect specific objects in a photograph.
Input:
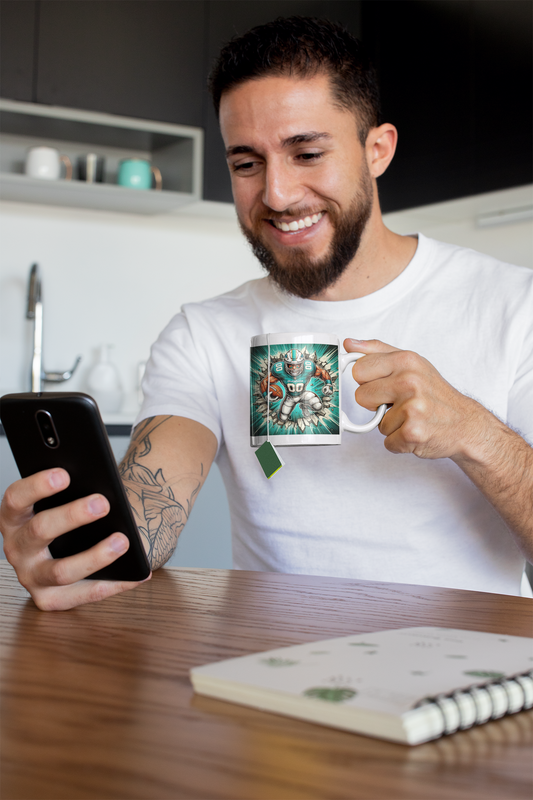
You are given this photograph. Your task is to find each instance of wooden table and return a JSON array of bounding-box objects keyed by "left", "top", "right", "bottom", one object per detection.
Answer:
[{"left": 1, "top": 560, "right": 532, "bottom": 800}]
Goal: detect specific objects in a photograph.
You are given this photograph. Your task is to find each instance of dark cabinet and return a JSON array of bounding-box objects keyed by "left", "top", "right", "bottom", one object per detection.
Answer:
[
  {"left": 1, "top": 1, "right": 206, "bottom": 125},
  {"left": 0, "top": 1, "right": 37, "bottom": 102},
  {"left": 362, "top": 0, "right": 532, "bottom": 213},
  {"left": 36, "top": 1, "right": 206, "bottom": 127}
]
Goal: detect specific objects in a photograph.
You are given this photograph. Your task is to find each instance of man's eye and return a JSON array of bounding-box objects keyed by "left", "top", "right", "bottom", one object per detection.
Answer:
[
  {"left": 232, "top": 161, "right": 258, "bottom": 172},
  {"left": 297, "top": 152, "right": 324, "bottom": 162}
]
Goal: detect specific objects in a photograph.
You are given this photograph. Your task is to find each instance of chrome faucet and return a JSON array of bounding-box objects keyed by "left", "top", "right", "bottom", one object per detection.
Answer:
[{"left": 26, "top": 263, "right": 81, "bottom": 392}]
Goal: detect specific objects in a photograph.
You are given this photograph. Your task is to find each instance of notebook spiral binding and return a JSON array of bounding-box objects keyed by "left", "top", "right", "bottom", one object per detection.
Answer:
[{"left": 415, "top": 669, "right": 533, "bottom": 736}]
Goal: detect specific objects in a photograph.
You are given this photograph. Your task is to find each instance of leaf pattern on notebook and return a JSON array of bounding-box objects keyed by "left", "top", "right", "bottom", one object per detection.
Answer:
[
  {"left": 303, "top": 687, "right": 357, "bottom": 703},
  {"left": 349, "top": 642, "right": 378, "bottom": 647},
  {"left": 463, "top": 670, "right": 506, "bottom": 679},
  {"left": 260, "top": 658, "right": 299, "bottom": 667}
]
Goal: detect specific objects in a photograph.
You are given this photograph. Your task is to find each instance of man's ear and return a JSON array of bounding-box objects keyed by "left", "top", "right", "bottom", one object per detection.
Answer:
[{"left": 366, "top": 124, "right": 398, "bottom": 178}]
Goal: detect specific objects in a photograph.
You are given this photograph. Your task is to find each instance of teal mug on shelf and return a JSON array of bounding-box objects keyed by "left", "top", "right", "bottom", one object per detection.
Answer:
[{"left": 117, "top": 159, "right": 162, "bottom": 190}]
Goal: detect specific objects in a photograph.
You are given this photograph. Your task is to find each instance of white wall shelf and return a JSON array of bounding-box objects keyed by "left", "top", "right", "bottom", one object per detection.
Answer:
[{"left": 0, "top": 99, "right": 203, "bottom": 215}]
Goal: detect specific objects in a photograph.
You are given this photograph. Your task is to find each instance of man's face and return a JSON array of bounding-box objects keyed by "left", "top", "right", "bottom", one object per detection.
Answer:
[{"left": 219, "top": 73, "right": 374, "bottom": 299}]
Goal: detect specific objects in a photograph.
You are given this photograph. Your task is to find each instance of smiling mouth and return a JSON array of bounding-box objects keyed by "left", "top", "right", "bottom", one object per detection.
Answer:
[{"left": 268, "top": 211, "right": 325, "bottom": 232}]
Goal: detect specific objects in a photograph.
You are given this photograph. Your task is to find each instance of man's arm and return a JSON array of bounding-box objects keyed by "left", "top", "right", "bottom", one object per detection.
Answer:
[
  {"left": 345, "top": 338, "right": 533, "bottom": 562},
  {"left": 118, "top": 416, "right": 217, "bottom": 569},
  {"left": 450, "top": 413, "right": 533, "bottom": 559},
  {"left": 0, "top": 416, "right": 217, "bottom": 610}
]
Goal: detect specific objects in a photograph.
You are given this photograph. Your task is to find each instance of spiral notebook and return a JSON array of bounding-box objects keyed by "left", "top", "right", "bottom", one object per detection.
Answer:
[{"left": 190, "top": 627, "right": 533, "bottom": 745}]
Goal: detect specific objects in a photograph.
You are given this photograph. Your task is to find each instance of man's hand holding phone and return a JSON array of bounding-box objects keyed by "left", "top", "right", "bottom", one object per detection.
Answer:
[
  {"left": 0, "top": 467, "right": 149, "bottom": 611},
  {"left": 0, "top": 392, "right": 152, "bottom": 610}
]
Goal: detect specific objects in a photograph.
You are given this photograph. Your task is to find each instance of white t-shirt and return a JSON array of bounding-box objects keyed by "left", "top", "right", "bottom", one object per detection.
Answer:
[{"left": 137, "top": 234, "right": 533, "bottom": 596}]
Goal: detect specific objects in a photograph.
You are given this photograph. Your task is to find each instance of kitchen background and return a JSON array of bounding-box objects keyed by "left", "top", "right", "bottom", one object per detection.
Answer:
[{"left": 1, "top": 1, "right": 532, "bottom": 571}]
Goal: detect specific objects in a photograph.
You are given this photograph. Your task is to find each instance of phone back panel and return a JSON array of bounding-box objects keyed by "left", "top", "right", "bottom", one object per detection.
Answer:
[{"left": 0, "top": 392, "right": 150, "bottom": 581}]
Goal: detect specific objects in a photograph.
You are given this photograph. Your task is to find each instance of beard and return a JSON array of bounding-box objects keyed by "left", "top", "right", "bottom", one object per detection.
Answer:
[{"left": 238, "top": 172, "right": 374, "bottom": 299}]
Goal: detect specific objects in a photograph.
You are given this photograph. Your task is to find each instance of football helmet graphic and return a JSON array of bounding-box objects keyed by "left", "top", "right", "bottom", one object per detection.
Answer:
[{"left": 284, "top": 348, "right": 305, "bottom": 377}]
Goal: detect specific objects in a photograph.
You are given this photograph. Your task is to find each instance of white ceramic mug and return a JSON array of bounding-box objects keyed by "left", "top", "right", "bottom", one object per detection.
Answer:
[
  {"left": 250, "top": 332, "right": 388, "bottom": 446},
  {"left": 25, "top": 146, "right": 72, "bottom": 181}
]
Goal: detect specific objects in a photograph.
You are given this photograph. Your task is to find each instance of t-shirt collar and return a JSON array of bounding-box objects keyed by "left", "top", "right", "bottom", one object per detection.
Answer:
[{"left": 270, "top": 233, "right": 434, "bottom": 320}]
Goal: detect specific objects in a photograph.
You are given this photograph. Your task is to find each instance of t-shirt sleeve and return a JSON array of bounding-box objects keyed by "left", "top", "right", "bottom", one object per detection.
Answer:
[{"left": 133, "top": 311, "right": 223, "bottom": 447}]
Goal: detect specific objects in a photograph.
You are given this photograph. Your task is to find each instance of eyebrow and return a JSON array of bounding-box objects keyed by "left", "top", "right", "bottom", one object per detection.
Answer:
[
  {"left": 225, "top": 131, "right": 332, "bottom": 159},
  {"left": 282, "top": 131, "right": 332, "bottom": 147}
]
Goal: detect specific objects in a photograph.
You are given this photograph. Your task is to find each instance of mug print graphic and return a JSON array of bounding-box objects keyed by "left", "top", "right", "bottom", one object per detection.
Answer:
[{"left": 250, "top": 343, "right": 340, "bottom": 437}]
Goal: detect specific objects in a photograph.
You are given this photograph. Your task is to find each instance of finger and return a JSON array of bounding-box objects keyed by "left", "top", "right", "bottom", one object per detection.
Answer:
[
  {"left": 353, "top": 348, "right": 428, "bottom": 388},
  {"left": 354, "top": 370, "right": 404, "bottom": 409},
  {"left": 381, "top": 426, "right": 419, "bottom": 456},
  {"left": 32, "top": 572, "right": 152, "bottom": 612},
  {"left": 35, "top": 532, "right": 131, "bottom": 588},
  {"left": 377, "top": 404, "right": 404, "bottom": 438},
  {"left": 1, "top": 469, "right": 70, "bottom": 527},
  {"left": 344, "top": 338, "right": 401, "bottom": 355},
  {"left": 378, "top": 403, "right": 433, "bottom": 456},
  {"left": 18, "top": 493, "right": 110, "bottom": 554},
  {"left": 352, "top": 353, "right": 399, "bottom": 387}
]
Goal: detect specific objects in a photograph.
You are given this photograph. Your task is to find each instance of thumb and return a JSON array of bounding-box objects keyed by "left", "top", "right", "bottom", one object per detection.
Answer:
[{"left": 344, "top": 338, "right": 400, "bottom": 354}]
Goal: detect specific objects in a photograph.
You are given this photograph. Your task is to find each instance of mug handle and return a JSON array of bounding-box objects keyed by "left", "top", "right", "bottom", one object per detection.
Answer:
[
  {"left": 339, "top": 352, "right": 388, "bottom": 433},
  {"left": 60, "top": 154, "right": 72, "bottom": 181},
  {"left": 151, "top": 166, "right": 162, "bottom": 191}
]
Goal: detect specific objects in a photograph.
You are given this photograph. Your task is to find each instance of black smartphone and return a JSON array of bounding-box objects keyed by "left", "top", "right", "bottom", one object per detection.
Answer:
[{"left": 0, "top": 392, "right": 151, "bottom": 581}]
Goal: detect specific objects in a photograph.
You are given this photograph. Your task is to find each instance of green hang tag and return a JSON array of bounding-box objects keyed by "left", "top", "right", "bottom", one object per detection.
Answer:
[{"left": 255, "top": 440, "right": 285, "bottom": 479}]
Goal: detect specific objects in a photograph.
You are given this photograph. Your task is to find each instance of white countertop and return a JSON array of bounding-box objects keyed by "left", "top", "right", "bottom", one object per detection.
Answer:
[{"left": 100, "top": 414, "right": 135, "bottom": 428}]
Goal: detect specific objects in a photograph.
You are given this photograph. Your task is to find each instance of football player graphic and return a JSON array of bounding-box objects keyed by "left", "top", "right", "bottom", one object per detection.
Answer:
[{"left": 260, "top": 349, "right": 333, "bottom": 425}]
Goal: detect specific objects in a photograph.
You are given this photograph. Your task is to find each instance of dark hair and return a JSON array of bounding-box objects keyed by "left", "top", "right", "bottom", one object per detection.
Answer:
[{"left": 209, "top": 16, "right": 381, "bottom": 145}]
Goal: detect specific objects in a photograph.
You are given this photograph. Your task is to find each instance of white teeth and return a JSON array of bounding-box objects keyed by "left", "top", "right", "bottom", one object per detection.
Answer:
[{"left": 273, "top": 211, "right": 324, "bottom": 232}]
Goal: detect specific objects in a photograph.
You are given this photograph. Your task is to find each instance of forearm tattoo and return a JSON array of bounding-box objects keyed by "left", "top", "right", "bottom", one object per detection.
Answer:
[{"left": 119, "top": 417, "right": 203, "bottom": 569}]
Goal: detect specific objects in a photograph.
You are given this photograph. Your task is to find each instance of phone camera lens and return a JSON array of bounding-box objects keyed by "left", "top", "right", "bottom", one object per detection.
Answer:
[{"left": 35, "top": 410, "right": 60, "bottom": 449}]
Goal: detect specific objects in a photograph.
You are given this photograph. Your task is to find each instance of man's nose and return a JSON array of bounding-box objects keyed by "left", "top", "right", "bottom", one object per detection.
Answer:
[{"left": 262, "top": 163, "right": 306, "bottom": 212}]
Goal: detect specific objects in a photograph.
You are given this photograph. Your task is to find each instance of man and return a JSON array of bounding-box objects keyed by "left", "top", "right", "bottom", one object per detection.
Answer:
[{"left": 1, "top": 18, "right": 532, "bottom": 610}]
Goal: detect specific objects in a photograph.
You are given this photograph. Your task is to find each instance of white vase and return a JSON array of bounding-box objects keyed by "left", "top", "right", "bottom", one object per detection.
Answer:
[{"left": 87, "top": 345, "right": 123, "bottom": 414}]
